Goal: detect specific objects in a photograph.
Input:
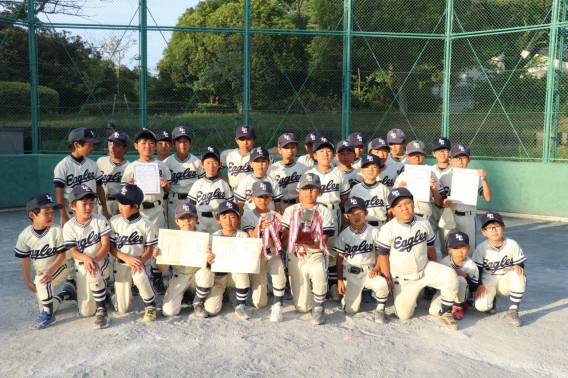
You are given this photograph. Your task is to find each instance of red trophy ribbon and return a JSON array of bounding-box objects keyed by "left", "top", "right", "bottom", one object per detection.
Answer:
[{"left": 257, "top": 212, "right": 282, "bottom": 259}]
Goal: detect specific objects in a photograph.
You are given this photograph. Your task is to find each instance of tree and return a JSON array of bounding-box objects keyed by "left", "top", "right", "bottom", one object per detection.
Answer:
[
  {"left": 100, "top": 32, "right": 138, "bottom": 96},
  {"left": 0, "top": 0, "right": 112, "bottom": 20}
]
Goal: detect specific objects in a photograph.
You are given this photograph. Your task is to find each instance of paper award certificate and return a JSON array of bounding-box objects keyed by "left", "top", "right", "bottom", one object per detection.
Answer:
[
  {"left": 156, "top": 229, "right": 209, "bottom": 268},
  {"left": 404, "top": 165, "right": 431, "bottom": 202},
  {"left": 450, "top": 168, "right": 479, "bottom": 206},
  {"left": 132, "top": 162, "right": 160, "bottom": 195},
  {"left": 210, "top": 237, "right": 261, "bottom": 274}
]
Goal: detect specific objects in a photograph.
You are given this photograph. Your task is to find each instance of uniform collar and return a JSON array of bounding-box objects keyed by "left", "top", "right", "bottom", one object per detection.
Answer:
[
  {"left": 73, "top": 216, "right": 93, "bottom": 228},
  {"left": 488, "top": 238, "right": 507, "bottom": 251},
  {"left": 395, "top": 216, "right": 417, "bottom": 227},
  {"left": 204, "top": 175, "right": 220, "bottom": 183},
  {"left": 137, "top": 158, "right": 156, "bottom": 163},
  {"left": 68, "top": 155, "right": 85, "bottom": 166},
  {"left": 110, "top": 157, "right": 128, "bottom": 167},
  {"left": 362, "top": 181, "right": 380, "bottom": 190},
  {"left": 349, "top": 225, "right": 367, "bottom": 235},
  {"left": 125, "top": 212, "right": 141, "bottom": 223},
  {"left": 282, "top": 161, "right": 296, "bottom": 168},
  {"left": 315, "top": 167, "right": 333, "bottom": 175},
  {"left": 174, "top": 154, "right": 192, "bottom": 163},
  {"left": 32, "top": 226, "right": 50, "bottom": 238}
]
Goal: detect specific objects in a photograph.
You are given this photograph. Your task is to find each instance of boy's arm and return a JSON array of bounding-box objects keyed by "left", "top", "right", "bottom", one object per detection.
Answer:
[
  {"left": 93, "top": 234, "right": 110, "bottom": 264},
  {"left": 21, "top": 258, "right": 37, "bottom": 293},
  {"left": 336, "top": 254, "right": 345, "bottom": 294},
  {"left": 96, "top": 185, "right": 110, "bottom": 219},
  {"left": 237, "top": 201, "right": 245, "bottom": 216},
  {"left": 55, "top": 187, "right": 69, "bottom": 226},
  {"left": 140, "top": 246, "right": 153, "bottom": 265},
  {"left": 340, "top": 194, "right": 348, "bottom": 210},
  {"left": 427, "top": 244, "right": 438, "bottom": 262},
  {"left": 37, "top": 252, "right": 66, "bottom": 284},
  {"left": 377, "top": 254, "right": 393, "bottom": 293},
  {"left": 479, "top": 170, "right": 491, "bottom": 201},
  {"left": 275, "top": 202, "right": 282, "bottom": 215}
]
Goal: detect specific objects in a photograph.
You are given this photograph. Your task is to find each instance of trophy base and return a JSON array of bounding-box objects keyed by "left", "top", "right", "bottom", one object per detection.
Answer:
[{"left": 295, "top": 231, "right": 316, "bottom": 245}]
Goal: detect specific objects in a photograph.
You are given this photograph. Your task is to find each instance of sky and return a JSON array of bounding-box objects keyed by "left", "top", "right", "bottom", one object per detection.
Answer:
[{"left": 37, "top": 0, "right": 201, "bottom": 72}]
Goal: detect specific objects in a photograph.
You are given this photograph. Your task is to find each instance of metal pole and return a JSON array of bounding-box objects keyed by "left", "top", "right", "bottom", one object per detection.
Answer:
[
  {"left": 341, "top": 0, "right": 353, "bottom": 140},
  {"left": 544, "top": 0, "right": 561, "bottom": 162},
  {"left": 552, "top": 1, "right": 567, "bottom": 161},
  {"left": 139, "top": 0, "right": 147, "bottom": 129},
  {"left": 243, "top": 0, "right": 251, "bottom": 125},
  {"left": 441, "top": 0, "right": 453, "bottom": 139},
  {"left": 28, "top": 0, "right": 39, "bottom": 153}
]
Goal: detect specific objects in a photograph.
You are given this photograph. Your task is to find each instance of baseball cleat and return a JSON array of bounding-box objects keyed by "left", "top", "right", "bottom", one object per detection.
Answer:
[
  {"left": 62, "top": 282, "right": 77, "bottom": 302},
  {"left": 452, "top": 305, "right": 464, "bottom": 320},
  {"left": 29, "top": 311, "right": 56, "bottom": 330},
  {"left": 361, "top": 289, "right": 373, "bottom": 303},
  {"left": 93, "top": 309, "right": 110, "bottom": 329},
  {"left": 329, "top": 285, "right": 342, "bottom": 302},
  {"left": 143, "top": 307, "right": 157, "bottom": 322},
  {"left": 181, "top": 290, "right": 195, "bottom": 308},
  {"left": 235, "top": 304, "right": 250, "bottom": 320},
  {"left": 270, "top": 302, "right": 283, "bottom": 323},
  {"left": 507, "top": 309, "right": 522, "bottom": 327},
  {"left": 193, "top": 302, "right": 208, "bottom": 319},
  {"left": 311, "top": 306, "right": 325, "bottom": 325},
  {"left": 439, "top": 311, "right": 459, "bottom": 331},
  {"left": 374, "top": 309, "right": 387, "bottom": 324},
  {"left": 153, "top": 278, "right": 166, "bottom": 295}
]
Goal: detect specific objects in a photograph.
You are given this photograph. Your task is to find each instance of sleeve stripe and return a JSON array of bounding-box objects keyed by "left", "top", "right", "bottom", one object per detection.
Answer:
[
  {"left": 340, "top": 189, "right": 351, "bottom": 196},
  {"left": 198, "top": 173, "right": 206, "bottom": 178},
  {"left": 14, "top": 249, "right": 29, "bottom": 256},
  {"left": 475, "top": 262, "right": 483, "bottom": 267},
  {"left": 53, "top": 178, "right": 65, "bottom": 183},
  {"left": 241, "top": 226, "right": 254, "bottom": 231},
  {"left": 377, "top": 241, "right": 390, "bottom": 249},
  {"left": 323, "top": 227, "right": 335, "bottom": 231},
  {"left": 332, "top": 247, "right": 343, "bottom": 253},
  {"left": 145, "top": 240, "right": 158, "bottom": 246},
  {"left": 282, "top": 223, "right": 290, "bottom": 229},
  {"left": 233, "top": 193, "right": 246, "bottom": 201},
  {"left": 427, "top": 235, "right": 437, "bottom": 243},
  {"left": 100, "top": 229, "right": 112, "bottom": 237},
  {"left": 514, "top": 257, "right": 527, "bottom": 264},
  {"left": 95, "top": 175, "right": 103, "bottom": 181}
]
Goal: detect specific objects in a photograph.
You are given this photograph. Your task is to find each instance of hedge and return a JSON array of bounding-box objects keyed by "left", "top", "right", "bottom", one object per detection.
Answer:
[
  {"left": 81, "top": 101, "right": 230, "bottom": 115},
  {"left": 0, "top": 81, "right": 59, "bottom": 115}
]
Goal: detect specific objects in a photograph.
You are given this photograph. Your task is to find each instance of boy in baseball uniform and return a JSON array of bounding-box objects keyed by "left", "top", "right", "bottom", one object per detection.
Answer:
[
  {"left": 334, "top": 196, "right": 389, "bottom": 323},
  {"left": 156, "top": 130, "right": 173, "bottom": 161},
  {"left": 164, "top": 126, "right": 204, "bottom": 230},
  {"left": 429, "top": 137, "right": 452, "bottom": 255},
  {"left": 109, "top": 184, "right": 159, "bottom": 322},
  {"left": 348, "top": 132, "right": 366, "bottom": 169},
  {"left": 298, "top": 131, "right": 322, "bottom": 169},
  {"left": 188, "top": 146, "right": 234, "bottom": 234},
  {"left": 368, "top": 137, "right": 399, "bottom": 190},
  {"left": 220, "top": 125, "right": 257, "bottom": 191},
  {"left": 203, "top": 200, "right": 251, "bottom": 319},
  {"left": 16, "top": 194, "right": 76, "bottom": 330},
  {"left": 439, "top": 144, "right": 492, "bottom": 254},
  {"left": 429, "top": 231, "right": 479, "bottom": 320},
  {"left": 376, "top": 188, "right": 460, "bottom": 330},
  {"left": 97, "top": 131, "right": 130, "bottom": 216},
  {"left": 336, "top": 140, "right": 363, "bottom": 189},
  {"left": 385, "top": 128, "right": 408, "bottom": 171},
  {"left": 122, "top": 128, "right": 172, "bottom": 294},
  {"left": 473, "top": 212, "right": 526, "bottom": 327},
  {"left": 281, "top": 173, "right": 335, "bottom": 325},
  {"left": 234, "top": 147, "right": 283, "bottom": 215},
  {"left": 241, "top": 181, "right": 287, "bottom": 322},
  {"left": 63, "top": 185, "right": 112, "bottom": 329}
]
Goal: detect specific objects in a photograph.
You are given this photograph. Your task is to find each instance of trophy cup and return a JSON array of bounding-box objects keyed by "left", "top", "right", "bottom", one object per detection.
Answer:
[
  {"left": 265, "top": 212, "right": 273, "bottom": 221},
  {"left": 295, "top": 207, "right": 316, "bottom": 245}
]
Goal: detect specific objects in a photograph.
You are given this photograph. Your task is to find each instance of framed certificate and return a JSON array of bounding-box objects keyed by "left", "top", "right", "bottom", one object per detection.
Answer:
[
  {"left": 132, "top": 162, "right": 160, "bottom": 195},
  {"left": 156, "top": 229, "right": 209, "bottom": 268},
  {"left": 404, "top": 165, "right": 431, "bottom": 202},
  {"left": 210, "top": 237, "right": 261, "bottom": 274},
  {"left": 450, "top": 168, "right": 479, "bottom": 206}
]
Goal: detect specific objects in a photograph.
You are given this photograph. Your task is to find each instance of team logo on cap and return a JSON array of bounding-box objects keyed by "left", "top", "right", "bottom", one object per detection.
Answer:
[
  {"left": 413, "top": 142, "right": 420, "bottom": 148},
  {"left": 164, "top": 132, "right": 169, "bottom": 137},
  {"left": 456, "top": 234, "right": 463, "bottom": 241},
  {"left": 183, "top": 204, "right": 189, "bottom": 211},
  {"left": 306, "top": 175, "right": 313, "bottom": 182},
  {"left": 487, "top": 213, "right": 494, "bottom": 219},
  {"left": 357, "top": 135, "right": 363, "bottom": 141},
  {"left": 367, "top": 156, "right": 373, "bottom": 161},
  {"left": 350, "top": 198, "right": 357, "bottom": 205},
  {"left": 88, "top": 130, "right": 94, "bottom": 137},
  {"left": 260, "top": 183, "right": 266, "bottom": 190},
  {"left": 208, "top": 147, "right": 214, "bottom": 152},
  {"left": 256, "top": 147, "right": 262, "bottom": 154},
  {"left": 46, "top": 194, "right": 53, "bottom": 202},
  {"left": 310, "top": 134, "right": 316, "bottom": 141},
  {"left": 241, "top": 127, "right": 248, "bottom": 133},
  {"left": 321, "top": 137, "right": 327, "bottom": 142},
  {"left": 438, "top": 139, "right": 445, "bottom": 145},
  {"left": 379, "top": 138, "right": 385, "bottom": 143},
  {"left": 343, "top": 141, "right": 349, "bottom": 146},
  {"left": 391, "top": 132, "right": 396, "bottom": 138},
  {"left": 82, "top": 185, "right": 91, "bottom": 192},
  {"left": 113, "top": 132, "right": 119, "bottom": 138},
  {"left": 458, "top": 145, "right": 465, "bottom": 151},
  {"left": 121, "top": 187, "right": 127, "bottom": 195},
  {"left": 392, "top": 190, "right": 399, "bottom": 196},
  {"left": 226, "top": 202, "right": 233, "bottom": 209},
  {"left": 179, "top": 127, "right": 185, "bottom": 134},
  {"left": 284, "top": 134, "right": 290, "bottom": 140}
]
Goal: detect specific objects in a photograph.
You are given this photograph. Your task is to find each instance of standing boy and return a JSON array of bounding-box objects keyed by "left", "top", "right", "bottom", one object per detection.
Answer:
[
  {"left": 336, "top": 140, "right": 363, "bottom": 189},
  {"left": 221, "top": 125, "right": 258, "bottom": 190},
  {"left": 348, "top": 132, "right": 366, "bottom": 169},
  {"left": 385, "top": 128, "right": 407, "bottom": 172},
  {"left": 297, "top": 131, "right": 322, "bottom": 169},
  {"left": 369, "top": 137, "right": 399, "bottom": 190},
  {"left": 429, "top": 137, "right": 452, "bottom": 254},
  {"left": 156, "top": 130, "right": 173, "bottom": 161},
  {"left": 97, "top": 131, "right": 131, "bottom": 216}
]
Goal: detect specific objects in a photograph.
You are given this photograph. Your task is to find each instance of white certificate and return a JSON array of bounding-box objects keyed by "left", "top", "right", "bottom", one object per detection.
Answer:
[
  {"left": 210, "top": 237, "right": 261, "bottom": 274},
  {"left": 404, "top": 165, "right": 431, "bottom": 202},
  {"left": 132, "top": 162, "right": 160, "bottom": 195},
  {"left": 450, "top": 168, "right": 479, "bottom": 206},
  {"left": 156, "top": 229, "right": 209, "bottom": 268}
]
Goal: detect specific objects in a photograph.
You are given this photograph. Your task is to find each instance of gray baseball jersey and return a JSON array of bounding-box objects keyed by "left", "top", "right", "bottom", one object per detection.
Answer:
[
  {"left": 473, "top": 238, "right": 526, "bottom": 277},
  {"left": 341, "top": 168, "right": 364, "bottom": 189},
  {"left": 221, "top": 149, "right": 275, "bottom": 189},
  {"left": 234, "top": 175, "right": 283, "bottom": 212},
  {"left": 333, "top": 224, "right": 380, "bottom": 267},
  {"left": 54, "top": 156, "right": 103, "bottom": 199},
  {"left": 281, "top": 203, "right": 335, "bottom": 253},
  {"left": 122, "top": 159, "right": 172, "bottom": 203},
  {"left": 440, "top": 255, "right": 479, "bottom": 283},
  {"left": 241, "top": 210, "right": 276, "bottom": 249},
  {"left": 188, "top": 176, "right": 234, "bottom": 213},
  {"left": 378, "top": 162, "right": 403, "bottom": 190},
  {"left": 109, "top": 214, "right": 158, "bottom": 258},
  {"left": 164, "top": 153, "right": 204, "bottom": 195},
  {"left": 15, "top": 225, "right": 66, "bottom": 272},
  {"left": 96, "top": 156, "right": 130, "bottom": 198},
  {"left": 297, "top": 155, "right": 339, "bottom": 169},
  {"left": 386, "top": 153, "right": 407, "bottom": 171},
  {"left": 438, "top": 167, "right": 484, "bottom": 212},
  {"left": 267, "top": 161, "right": 308, "bottom": 201},
  {"left": 306, "top": 167, "right": 351, "bottom": 206},
  {"left": 63, "top": 214, "right": 111, "bottom": 258},
  {"left": 351, "top": 157, "right": 362, "bottom": 170},
  {"left": 349, "top": 181, "right": 390, "bottom": 222}
]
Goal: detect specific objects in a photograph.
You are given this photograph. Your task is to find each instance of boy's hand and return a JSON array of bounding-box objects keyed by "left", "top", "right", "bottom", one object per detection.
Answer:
[
  {"left": 475, "top": 285, "right": 487, "bottom": 300},
  {"left": 160, "top": 179, "right": 171, "bottom": 191},
  {"left": 454, "top": 268, "right": 467, "bottom": 278},
  {"left": 131, "top": 264, "right": 147, "bottom": 276},
  {"left": 37, "top": 269, "right": 53, "bottom": 284},
  {"left": 260, "top": 218, "right": 271, "bottom": 230},
  {"left": 123, "top": 255, "right": 143, "bottom": 269},
  {"left": 368, "top": 269, "right": 381, "bottom": 279},
  {"left": 206, "top": 251, "right": 215, "bottom": 265},
  {"left": 430, "top": 177, "right": 438, "bottom": 190},
  {"left": 442, "top": 198, "right": 452, "bottom": 208},
  {"left": 398, "top": 181, "right": 407, "bottom": 188},
  {"left": 511, "top": 265, "right": 525, "bottom": 276},
  {"left": 26, "top": 280, "right": 37, "bottom": 293},
  {"left": 153, "top": 247, "right": 160, "bottom": 258},
  {"left": 478, "top": 169, "right": 487, "bottom": 182},
  {"left": 128, "top": 177, "right": 135, "bottom": 185},
  {"left": 84, "top": 256, "right": 99, "bottom": 275},
  {"left": 337, "top": 280, "right": 346, "bottom": 295}
]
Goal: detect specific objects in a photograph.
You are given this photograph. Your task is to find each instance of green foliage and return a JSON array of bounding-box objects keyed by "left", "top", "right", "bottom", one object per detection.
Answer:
[{"left": 0, "top": 81, "right": 59, "bottom": 115}]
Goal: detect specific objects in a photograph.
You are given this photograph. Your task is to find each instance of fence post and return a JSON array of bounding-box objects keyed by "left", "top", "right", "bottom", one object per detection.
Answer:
[
  {"left": 552, "top": 0, "right": 567, "bottom": 162},
  {"left": 544, "top": 0, "right": 561, "bottom": 162},
  {"left": 441, "top": 0, "right": 453, "bottom": 139},
  {"left": 341, "top": 0, "right": 353, "bottom": 140},
  {"left": 243, "top": 0, "right": 251, "bottom": 125},
  {"left": 139, "top": 0, "right": 148, "bottom": 129},
  {"left": 27, "top": 0, "right": 39, "bottom": 153}
]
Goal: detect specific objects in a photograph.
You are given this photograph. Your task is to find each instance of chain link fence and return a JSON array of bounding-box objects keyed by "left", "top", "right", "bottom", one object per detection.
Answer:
[{"left": 0, "top": 0, "right": 566, "bottom": 162}]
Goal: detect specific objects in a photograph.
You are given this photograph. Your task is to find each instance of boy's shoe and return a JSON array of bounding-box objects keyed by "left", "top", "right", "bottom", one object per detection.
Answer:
[
  {"left": 423, "top": 287, "right": 436, "bottom": 300},
  {"left": 329, "top": 285, "right": 342, "bottom": 302},
  {"left": 132, "top": 284, "right": 140, "bottom": 297},
  {"left": 439, "top": 311, "right": 459, "bottom": 331},
  {"left": 374, "top": 309, "right": 387, "bottom": 324},
  {"left": 462, "top": 302, "right": 469, "bottom": 311},
  {"left": 507, "top": 309, "right": 522, "bottom": 327},
  {"left": 62, "top": 282, "right": 77, "bottom": 302},
  {"left": 181, "top": 291, "right": 195, "bottom": 308},
  {"left": 29, "top": 311, "right": 56, "bottom": 330},
  {"left": 235, "top": 304, "right": 250, "bottom": 320},
  {"left": 488, "top": 299, "right": 497, "bottom": 314},
  {"left": 153, "top": 278, "right": 166, "bottom": 295},
  {"left": 361, "top": 289, "right": 373, "bottom": 303},
  {"left": 452, "top": 305, "right": 464, "bottom": 320},
  {"left": 143, "top": 307, "right": 157, "bottom": 322},
  {"left": 222, "top": 289, "right": 231, "bottom": 303},
  {"left": 94, "top": 309, "right": 110, "bottom": 329},
  {"left": 193, "top": 302, "right": 208, "bottom": 319},
  {"left": 283, "top": 289, "right": 293, "bottom": 301},
  {"left": 270, "top": 302, "right": 283, "bottom": 323},
  {"left": 311, "top": 306, "right": 325, "bottom": 325}
]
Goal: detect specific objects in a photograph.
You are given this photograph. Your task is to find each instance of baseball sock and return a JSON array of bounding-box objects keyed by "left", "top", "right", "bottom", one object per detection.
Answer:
[
  {"left": 327, "top": 266, "right": 338, "bottom": 289},
  {"left": 440, "top": 297, "right": 454, "bottom": 314},
  {"left": 92, "top": 288, "right": 107, "bottom": 311},
  {"left": 42, "top": 299, "right": 54, "bottom": 316},
  {"left": 273, "top": 287, "right": 285, "bottom": 305},
  {"left": 143, "top": 295, "right": 156, "bottom": 308},
  {"left": 54, "top": 289, "right": 72, "bottom": 303},
  {"left": 235, "top": 288, "right": 249, "bottom": 306},
  {"left": 312, "top": 293, "right": 326, "bottom": 308},
  {"left": 375, "top": 293, "right": 388, "bottom": 311},
  {"left": 193, "top": 286, "right": 210, "bottom": 305},
  {"left": 509, "top": 291, "right": 523, "bottom": 310}
]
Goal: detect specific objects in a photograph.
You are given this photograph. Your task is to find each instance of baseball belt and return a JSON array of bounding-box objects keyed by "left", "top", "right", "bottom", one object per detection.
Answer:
[
  {"left": 282, "top": 198, "right": 298, "bottom": 204},
  {"left": 346, "top": 266, "right": 364, "bottom": 275},
  {"left": 320, "top": 203, "right": 338, "bottom": 210},
  {"left": 454, "top": 210, "right": 473, "bottom": 216},
  {"left": 142, "top": 200, "right": 162, "bottom": 209},
  {"left": 106, "top": 194, "right": 116, "bottom": 201},
  {"left": 201, "top": 211, "right": 214, "bottom": 218},
  {"left": 173, "top": 193, "right": 188, "bottom": 200},
  {"left": 367, "top": 221, "right": 379, "bottom": 227}
]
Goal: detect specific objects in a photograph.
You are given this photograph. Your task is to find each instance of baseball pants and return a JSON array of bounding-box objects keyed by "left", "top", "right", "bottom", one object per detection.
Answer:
[
  {"left": 35, "top": 263, "right": 70, "bottom": 314},
  {"left": 75, "top": 258, "right": 111, "bottom": 317},
  {"left": 203, "top": 273, "right": 250, "bottom": 316},
  {"left": 112, "top": 262, "right": 156, "bottom": 314},
  {"left": 140, "top": 206, "right": 165, "bottom": 277},
  {"left": 162, "top": 266, "right": 215, "bottom": 316},
  {"left": 429, "top": 206, "right": 452, "bottom": 258},
  {"left": 288, "top": 251, "right": 328, "bottom": 313},
  {"left": 196, "top": 213, "right": 222, "bottom": 234},
  {"left": 475, "top": 271, "right": 527, "bottom": 312},
  {"left": 454, "top": 212, "right": 477, "bottom": 256},
  {"left": 342, "top": 265, "right": 389, "bottom": 314},
  {"left": 429, "top": 276, "right": 469, "bottom": 315},
  {"left": 250, "top": 250, "right": 287, "bottom": 309},
  {"left": 392, "top": 261, "right": 458, "bottom": 320}
]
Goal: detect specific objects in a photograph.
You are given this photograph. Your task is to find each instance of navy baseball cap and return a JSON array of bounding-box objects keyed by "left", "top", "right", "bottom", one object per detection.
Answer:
[
  {"left": 236, "top": 125, "right": 256, "bottom": 139},
  {"left": 344, "top": 196, "right": 366, "bottom": 213},
  {"left": 107, "top": 131, "right": 130, "bottom": 146},
  {"left": 360, "top": 154, "right": 383, "bottom": 168},
  {"left": 68, "top": 128, "right": 101, "bottom": 144},
  {"left": 250, "top": 146, "right": 270, "bottom": 162},
  {"left": 217, "top": 200, "right": 240, "bottom": 217},
  {"left": 387, "top": 129, "right": 406, "bottom": 144},
  {"left": 26, "top": 193, "right": 63, "bottom": 213},
  {"left": 156, "top": 130, "right": 172, "bottom": 142},
  {"left": 113, "top": 184, "right": 144, "bottom": 206},
  {"left": 201, "top": 146, "right": 220, "bottom": 161},
  {"left": 432, "top": 137, "right": 451, "bottom": 151},
  {"left": 387, "top": 187, "right": 413, "bottom": 207},
  {"left": 298, "top": 172, "right": 321, "bottom": 189},
  {"left": 175, "top": 202, "right": 198, "bottom": 219},
  {"left": 68, "top": 184, "right": 99, "bottom": 204},
  {"left": 305, "top": 131, "right": 323, "bottom": 144},
  {"left": 450, "top": 144, "right": 471, "bottom": 157},
  {"left": 337, "top": 140, "right": 355, "bottom": 153},
  {"left": 251, "top": 181, "right": 274, "bottom": 197},
  {"left": 134, "top": 128, "right": 157, "bottom": 142},
  {"left": 278, "top": 133, "right": 298, "bottom": 147},
  {"left": 172, "top": 126, "right": 192, "bottom": 141},
  {"left": 368, "top": 137, "right": 389, "bottom": 151},
  {"left": 313, "top": 135, "right": 334, "bottom": 152},
  {"left": 481, "top": 212, "right": 505, "bottom": 229},
  {"left": 448, "top": 231, "right": 470, "bottom": 249},
  {"left": 349, "top": 132, "right": 366, "bottom": 147},
  {"left": 406, "top": 140, "right": 427, "bottom": 155}
]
